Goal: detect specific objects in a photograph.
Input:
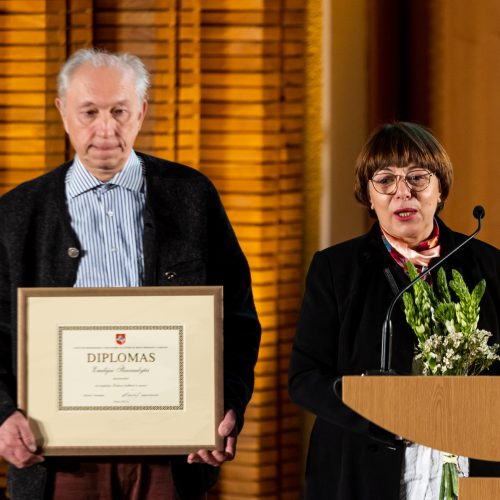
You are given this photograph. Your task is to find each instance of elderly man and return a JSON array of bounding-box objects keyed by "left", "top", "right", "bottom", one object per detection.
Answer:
[{"left": 0, "top": 49, "right": 261, "bottom": 499}]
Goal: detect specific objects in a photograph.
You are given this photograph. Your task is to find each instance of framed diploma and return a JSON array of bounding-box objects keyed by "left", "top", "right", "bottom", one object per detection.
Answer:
[{"left": 17, "top": 286, "right": 223, "bottom": 456}]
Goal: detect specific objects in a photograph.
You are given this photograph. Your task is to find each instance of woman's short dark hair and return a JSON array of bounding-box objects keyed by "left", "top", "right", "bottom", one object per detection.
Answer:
[{"left": 354, "top": 122, "right": 453, "bottom": 216}]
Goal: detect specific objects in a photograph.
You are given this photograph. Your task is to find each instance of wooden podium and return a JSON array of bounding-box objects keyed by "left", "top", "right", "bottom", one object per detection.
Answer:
[{"left": 342, "top": 376, "right": 500, "bottom": 499}]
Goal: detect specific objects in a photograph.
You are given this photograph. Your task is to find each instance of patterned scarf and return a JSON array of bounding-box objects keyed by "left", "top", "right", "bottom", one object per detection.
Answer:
[{"left": 381, "top": 219, "right": 441, "bottom": 275}]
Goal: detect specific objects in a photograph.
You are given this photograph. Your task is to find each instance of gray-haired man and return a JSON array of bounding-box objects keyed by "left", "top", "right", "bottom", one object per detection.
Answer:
[{"left": 0, "top": 48, "right": 261, "bottom": 499}]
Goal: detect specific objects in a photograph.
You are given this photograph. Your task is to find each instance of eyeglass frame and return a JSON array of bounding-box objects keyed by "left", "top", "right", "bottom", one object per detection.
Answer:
[{"left": 370, "top": 169, "right": 434, "bottom": 195}]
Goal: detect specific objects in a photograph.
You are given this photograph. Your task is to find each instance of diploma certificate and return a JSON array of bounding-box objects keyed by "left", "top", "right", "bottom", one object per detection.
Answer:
[
  {"left": 59, "top": 326, "right": 183, "bottom": 410},
  {"left": 18, "top": 287, "right": 223, "bottom": 456}
]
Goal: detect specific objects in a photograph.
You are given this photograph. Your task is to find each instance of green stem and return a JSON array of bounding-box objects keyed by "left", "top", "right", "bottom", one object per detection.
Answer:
[{"left": 440, "top": 462, "right": 459, "bottom": 500}]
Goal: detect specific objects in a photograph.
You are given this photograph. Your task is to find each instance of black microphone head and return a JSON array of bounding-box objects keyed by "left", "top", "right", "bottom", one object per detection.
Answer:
[{"left": 473, "top": 205, "right": 485, "bottom": 220}]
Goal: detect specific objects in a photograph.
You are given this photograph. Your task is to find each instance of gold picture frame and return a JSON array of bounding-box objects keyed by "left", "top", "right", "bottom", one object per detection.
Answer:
[{"left": 17, "top": 286, "right": 223, "bottom": 456}]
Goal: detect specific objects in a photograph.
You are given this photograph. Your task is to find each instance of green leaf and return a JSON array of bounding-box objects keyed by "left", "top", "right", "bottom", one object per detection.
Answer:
[
  {"left": 406, "top": 261, "right": 419, "bottom": 281},
  {"left": 422, "top": 279, "right": 438, "bottom": 306},
  {"left": 449, "top": 270, "right": 470, "bottom": 302},
  {"left": 439, "top": 467, "right": 446, "bottom": 500},
  {"left": 437, "top": 267, "right": 452, "bottom": 302},
  {"left": 450, "top": 463, "right": 459, "bottom": 495},
  {"left": 446, "top": 464, "right": 453, "bottom": 500},
  {"left": 471, "top": 279, "right": 486, "bottom": 307}
]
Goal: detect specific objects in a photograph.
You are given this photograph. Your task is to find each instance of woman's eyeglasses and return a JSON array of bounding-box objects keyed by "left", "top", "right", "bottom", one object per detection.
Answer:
[{"left": 370, "top": 170, "right": 434, "bottom": 195}]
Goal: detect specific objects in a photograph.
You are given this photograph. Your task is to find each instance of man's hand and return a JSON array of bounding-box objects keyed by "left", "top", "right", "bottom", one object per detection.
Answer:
[
  {"left": 0, "top": 411, "right": 44, "bottom": 468},
  {"left": 187, "top": 409, "right": 238, "bottom": 467}
]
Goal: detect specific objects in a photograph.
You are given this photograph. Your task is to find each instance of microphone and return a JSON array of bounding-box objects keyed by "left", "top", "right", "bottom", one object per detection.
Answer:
[
  {"left": 375, "top": 206, "right": 485, "bottom": 374},
  {"left": 473, "top": 205, "right": 485, "bottom": 220}
]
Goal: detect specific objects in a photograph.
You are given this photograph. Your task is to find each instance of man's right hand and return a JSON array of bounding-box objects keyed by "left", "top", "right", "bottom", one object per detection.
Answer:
[{"left": 0, "top": 411, "right": 44, "bottom": 468}]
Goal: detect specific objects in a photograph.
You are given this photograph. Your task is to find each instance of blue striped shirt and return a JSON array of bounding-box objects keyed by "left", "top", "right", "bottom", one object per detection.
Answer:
[{"left": 65, "top": 151, "right": 146, "bottom": 287}]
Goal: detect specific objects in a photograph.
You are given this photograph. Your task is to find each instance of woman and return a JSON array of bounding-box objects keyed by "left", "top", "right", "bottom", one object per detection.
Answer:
[{"left": 288, "top": 122, "right": 500, "bottom": 499}]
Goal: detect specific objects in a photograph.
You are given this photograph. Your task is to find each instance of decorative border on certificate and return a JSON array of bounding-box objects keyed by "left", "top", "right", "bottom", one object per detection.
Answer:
[
  {"left": 17, "top": 286, "right": 223, "bottom": 456},
  {"left": 57, "top": 325, "right": 184, "bottom": 411}
]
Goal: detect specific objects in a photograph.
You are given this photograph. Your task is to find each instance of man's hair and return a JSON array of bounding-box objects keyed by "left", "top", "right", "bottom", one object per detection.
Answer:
[{"left": 57, "top": 47, "right": 151, "bottom": 101}]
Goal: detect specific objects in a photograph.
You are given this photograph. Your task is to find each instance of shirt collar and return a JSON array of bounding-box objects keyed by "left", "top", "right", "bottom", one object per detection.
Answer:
[{"left": 66, "top": 150, "right": 144, "bottom": 199}]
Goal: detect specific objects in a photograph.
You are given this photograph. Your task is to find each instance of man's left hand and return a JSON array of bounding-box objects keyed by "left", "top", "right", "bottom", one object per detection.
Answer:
[{"left": 187, "top": 409, "right": 238, "bottom": 467}]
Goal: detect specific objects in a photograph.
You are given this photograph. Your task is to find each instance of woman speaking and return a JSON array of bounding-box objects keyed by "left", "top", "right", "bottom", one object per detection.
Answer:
[{"left": 288, "top": 122, "right": 500, "bottom": 499}]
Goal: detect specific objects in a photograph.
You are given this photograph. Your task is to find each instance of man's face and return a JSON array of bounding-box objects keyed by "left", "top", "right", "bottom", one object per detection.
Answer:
[{"left": 56, "top": 62, "right": 147, "bottom": 181}]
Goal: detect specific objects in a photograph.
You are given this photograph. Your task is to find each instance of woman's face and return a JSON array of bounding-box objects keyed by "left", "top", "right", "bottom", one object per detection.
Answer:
[{"left": 368, "top": 165, "right": 441, "bottom": 247}]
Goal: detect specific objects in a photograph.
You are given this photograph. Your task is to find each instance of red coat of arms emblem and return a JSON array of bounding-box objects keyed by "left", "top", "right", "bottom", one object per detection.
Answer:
[{"left": 116, "top": 333, "right": 126, "bottom": 345}]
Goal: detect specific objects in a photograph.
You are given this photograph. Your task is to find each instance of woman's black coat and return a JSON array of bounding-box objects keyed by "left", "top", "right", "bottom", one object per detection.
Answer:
[{"left": 288, "top": 218, "right": 500, "bottom": 500}]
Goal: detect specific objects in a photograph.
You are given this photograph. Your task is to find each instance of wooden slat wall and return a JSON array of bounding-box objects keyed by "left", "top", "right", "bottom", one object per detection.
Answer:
[
  {"left": 278, "top": 4, "right": 303, "bottom": 498},
  {"left": 0, "top": 1, "right": 305, "bottom": 498},
  {"left": 0, "top": 0, "right": 67, "bottom": 194},
  {"left": 178, "top": 0, "right": 200, "bottom": 167},
  {"left": 201, "top": 1, "right": 303, "bottom": 499}
]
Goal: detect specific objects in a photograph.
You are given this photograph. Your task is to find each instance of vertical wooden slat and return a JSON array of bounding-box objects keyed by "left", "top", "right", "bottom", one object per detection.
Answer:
[
  {"left": 200, "top": 1, "right": 304, "bottom": 498},
  {"left": 68, "top": 0, "right": 93, "bottom": 53},
  {"left": 165, "top": 1, "right": 179, "bottom": 160},
  {"left": 278, "top": 1, "right": 304, "bottom": 497},
  {"left": 178, "top": 0, "right": 201, "bottom": 166}
]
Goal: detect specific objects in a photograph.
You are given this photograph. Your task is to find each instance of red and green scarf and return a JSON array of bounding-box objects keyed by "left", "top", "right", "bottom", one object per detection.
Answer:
[{"left": 381, "top": 219, "right": 441, "bottom": 275}]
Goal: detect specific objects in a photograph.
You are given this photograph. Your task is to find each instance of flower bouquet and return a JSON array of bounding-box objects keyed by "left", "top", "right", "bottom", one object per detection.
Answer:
[{"left": 402, "top": 263, "right": 500, "bottom": 500}]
